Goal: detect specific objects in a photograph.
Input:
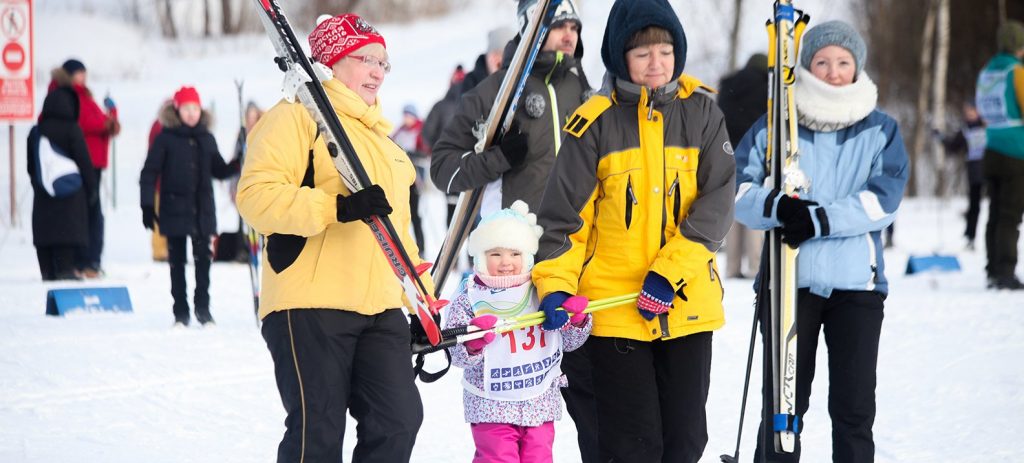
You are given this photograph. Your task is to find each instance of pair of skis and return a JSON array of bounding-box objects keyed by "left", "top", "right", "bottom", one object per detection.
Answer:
[
  {"left": 430, "top": 0, "right": 564, "bottom": 296},
  {"left": 251, "top": 0, "right": 445, "bottom": 345},
  {"left": 722, "top": 2, "right": 810, "bottom": 462}
]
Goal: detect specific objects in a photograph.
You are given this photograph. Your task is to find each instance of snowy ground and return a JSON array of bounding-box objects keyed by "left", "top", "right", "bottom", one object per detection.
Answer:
[{"left": 2, "top": 2, "right": 1023, "bottom": 462}]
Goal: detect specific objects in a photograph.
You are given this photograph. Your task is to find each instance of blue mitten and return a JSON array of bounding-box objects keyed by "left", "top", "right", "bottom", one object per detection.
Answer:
[
  {"left": 637, "top": 272, "right": 675, "bottom": 321},
  {"left": 539, "top": 291, "right": 570, "bottom": 331}
]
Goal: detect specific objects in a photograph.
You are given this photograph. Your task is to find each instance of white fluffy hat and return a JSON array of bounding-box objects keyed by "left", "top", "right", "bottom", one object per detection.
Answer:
[{"left": 467, "top": 200, "right": 544, "bottom": 272}]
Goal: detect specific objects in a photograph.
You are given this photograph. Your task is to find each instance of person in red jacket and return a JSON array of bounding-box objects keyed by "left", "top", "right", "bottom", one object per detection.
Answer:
[
  {"left": 391, "top": 103, "right": 429, "bottom": 255},
  {"left": 148, "top": 100, "right": 170, "bottom": 262},
  {"left": 62, "top": 59, "right": 120, "bottom": 278}
]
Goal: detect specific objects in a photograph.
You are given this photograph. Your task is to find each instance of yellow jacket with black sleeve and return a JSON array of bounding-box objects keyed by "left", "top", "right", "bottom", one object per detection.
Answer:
[
  {"left": 236, "top": 78, "right": 433, "bottom": 319},
  {"left": 532, "top": 75, "right": 736, "bottom": 341}
]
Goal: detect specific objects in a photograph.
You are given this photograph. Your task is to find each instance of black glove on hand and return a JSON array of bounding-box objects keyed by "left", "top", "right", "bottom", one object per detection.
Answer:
[
  {"left": 781, "top": 216, "right": 816, "bottom": 247},
  {"left": 142, "top": 206, "right": 158, "bottom": 230},
  {"left": 337, "top": 184, "right": 393, "bottom": 223},
  {"left": 498, "top": 121, "right": 529, "bottom": 169},
  {"left": 775, "top": 190, "right": 809, "bottom": 225}
]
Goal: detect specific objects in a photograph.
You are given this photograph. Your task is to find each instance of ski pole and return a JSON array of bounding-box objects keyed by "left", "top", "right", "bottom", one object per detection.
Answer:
[
  {"left": 413, "top": 293, "right": 638, "bottom": 355},
  {"left": 721, "top": 239, "right": 770, "bottom": 463},
  {"left": 440, "top": 292, "right": 637, "bottom": 339}
]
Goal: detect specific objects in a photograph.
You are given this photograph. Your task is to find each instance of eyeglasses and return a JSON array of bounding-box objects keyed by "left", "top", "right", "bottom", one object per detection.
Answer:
[{"left": 345, "top": 55, "right": 392, "bottom": 74}]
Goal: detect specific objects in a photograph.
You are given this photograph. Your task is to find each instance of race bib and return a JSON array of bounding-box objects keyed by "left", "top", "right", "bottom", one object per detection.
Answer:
[{"left": 467, "top": 282, "right": 562, "bottom": 401}]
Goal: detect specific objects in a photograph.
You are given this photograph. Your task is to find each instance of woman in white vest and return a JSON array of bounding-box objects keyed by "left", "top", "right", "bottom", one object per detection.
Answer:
[{"left": 445, "top": 200, "right": 592, "bottom": 462}]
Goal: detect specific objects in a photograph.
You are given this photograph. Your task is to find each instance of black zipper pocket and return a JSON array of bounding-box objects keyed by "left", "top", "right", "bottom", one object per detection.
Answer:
[
  {"left": 709, "top": 259, "right": 724, "bottom": 300},
  {"left": 669, "top": 174, "right": 680, "bottom": 223},
  {"left": 625, "top": 176, "right": 638, "bottom": 229}
]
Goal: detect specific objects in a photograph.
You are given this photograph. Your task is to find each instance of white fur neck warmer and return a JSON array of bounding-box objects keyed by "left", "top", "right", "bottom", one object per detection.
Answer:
[{"left": 794, "top": 66, "right": 878, "bottom": 132}]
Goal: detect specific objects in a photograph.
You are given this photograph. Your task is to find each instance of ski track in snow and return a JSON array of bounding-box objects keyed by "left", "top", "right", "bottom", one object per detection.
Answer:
[{"left": 2, "top": 3, "right": 1023, "bottom": 462}]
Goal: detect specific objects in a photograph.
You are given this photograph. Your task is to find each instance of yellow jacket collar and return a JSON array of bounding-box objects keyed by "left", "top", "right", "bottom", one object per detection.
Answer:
[
  {"left": 612, "top": 73, "right": 716, "bottom": 107},
  {"left": 676, "top": 74, "right": 715, "bottom": 98},
  {"left": 323, "top": 79, "right": 393, "bottom": 136}
]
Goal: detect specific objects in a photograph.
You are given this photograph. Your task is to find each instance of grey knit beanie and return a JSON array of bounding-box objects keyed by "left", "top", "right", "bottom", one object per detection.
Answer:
[
  {"left": 997, "top": 20, "right": 1024, "bottom": 54},
  {"left": 800, "top": 20, "right": 867, "bottom": 75}
]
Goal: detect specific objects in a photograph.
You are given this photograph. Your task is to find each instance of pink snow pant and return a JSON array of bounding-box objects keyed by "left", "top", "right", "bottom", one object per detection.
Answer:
[{"left": 470, "top": 421, "right": 555, "bottom": 463}]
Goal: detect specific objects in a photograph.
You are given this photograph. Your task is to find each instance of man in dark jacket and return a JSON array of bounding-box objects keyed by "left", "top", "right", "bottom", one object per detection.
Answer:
[
  {"left": 718, "top": 53, "right": 768, "bottom": 279},
  {"left": 28, "top": 67, "right": 99, "bottom": 280},
  {"left": 62, "top": 59, "right": 118, "bottom": 278},
  {"left": 140, "top": 86, "right": 239, "bottom": 326},
  {"left": 429, "top": 1, "right": 600, "bottom": 461}
]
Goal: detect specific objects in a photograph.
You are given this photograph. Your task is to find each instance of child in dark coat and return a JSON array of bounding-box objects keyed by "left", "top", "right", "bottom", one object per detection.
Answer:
[{"left": 140, "top": 86, "right": 238, "bottom": 326}]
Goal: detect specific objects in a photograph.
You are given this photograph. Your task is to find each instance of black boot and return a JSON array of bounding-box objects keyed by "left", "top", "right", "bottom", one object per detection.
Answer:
[{"left": 195, "top": 307, "right": 215, "bottom": 326}]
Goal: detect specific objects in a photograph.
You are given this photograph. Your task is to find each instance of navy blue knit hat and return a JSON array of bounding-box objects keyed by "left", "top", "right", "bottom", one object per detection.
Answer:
[
  {"left": 601, "top": 0, "right": 687, "bottom": 82},
  {"left": 62, "top": 59, "right": 85, "bottom": 75}
]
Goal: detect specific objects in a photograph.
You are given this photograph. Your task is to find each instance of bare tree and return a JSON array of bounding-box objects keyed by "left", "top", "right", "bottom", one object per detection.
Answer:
[
  {"left": 159, "top": 0, "right": 178, "bottom": 39},
  {"left": 203, "top": 0, "right": 212, "bottom": 37},
  {"left": 910, "top": 0, "right": 936, "bottom": 198},
  {"left": 727, "top": 0, "right": 743, "bottom": 71},
  {"left": 931, "top": 0, "right": 950, "bottom": 196},
  {"left": 221, "top": 0, "right": 235, "bottom": 34}
]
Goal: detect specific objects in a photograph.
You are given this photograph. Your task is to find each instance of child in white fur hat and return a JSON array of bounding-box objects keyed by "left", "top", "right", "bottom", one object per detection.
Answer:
[{"left": 445, "top": 200, "right": 592, "bottom": 462}]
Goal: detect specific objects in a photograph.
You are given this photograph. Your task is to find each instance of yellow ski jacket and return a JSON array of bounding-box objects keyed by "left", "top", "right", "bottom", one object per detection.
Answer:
[
  {"left": 533, "top": 75, "right": 735, "bottom": 341},
  {"left": 237, "top": 79, "right": 431, "bottom": 319}
]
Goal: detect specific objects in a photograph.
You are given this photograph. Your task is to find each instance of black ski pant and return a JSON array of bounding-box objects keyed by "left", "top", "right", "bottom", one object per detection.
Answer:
[
  {"left": 964, "top": 160, "right": 983, "bottom": 241},
  {"left": 36, "top": 245, "right": 80, "bottom": 280},
  {"left": 589, "top": 332, "right": 712, "bottom": 463},
  {"left": 409, "top": 186, "right": 425, "bottom": 255},
  {"left": 262, "top": 308, "right": 423, "bottom": 463},
  {"left": 76, "top": 170, "right": 104, "bottom": 271},
  {"left": 560, "top": 342, "right": 601, "bottom": 463},
  {"left": 983, "top": 149, "right": 1024, "bottom": 279},
  {"left": 166, "top": 235, "right": 211, "bottom": 323},
  {"left": 755, "top": 289, "right": 884, "bottom": 463}
]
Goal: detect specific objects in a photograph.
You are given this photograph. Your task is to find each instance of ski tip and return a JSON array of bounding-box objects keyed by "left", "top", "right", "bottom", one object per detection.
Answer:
[
  {"left": 416, "top": 306, "right": 443, "bottom": 346},
  {"left": 429, "top": 299, "right": 449, "bottom": 315},
  {"left": 414, "top": 262, "right": 433, "bottom": 276}
]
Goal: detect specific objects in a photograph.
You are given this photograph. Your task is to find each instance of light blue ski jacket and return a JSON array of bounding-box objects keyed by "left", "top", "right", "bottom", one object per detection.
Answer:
[{"left": 734, "top": 110, "right": 910, "bottom": 297}]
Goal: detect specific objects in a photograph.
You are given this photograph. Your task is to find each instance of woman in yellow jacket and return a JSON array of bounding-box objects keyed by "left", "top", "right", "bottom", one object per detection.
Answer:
[
  {"left": 532, "top": 0, "right": 735, "bottom": 461},
  {"left": 236, "top": 14, "right": 431, "bottom": 463}
]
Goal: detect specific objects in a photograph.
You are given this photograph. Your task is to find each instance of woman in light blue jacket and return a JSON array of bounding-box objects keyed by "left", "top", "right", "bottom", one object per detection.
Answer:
[{"left": 733, "top": 21, "right": 909, "bottom": 462}]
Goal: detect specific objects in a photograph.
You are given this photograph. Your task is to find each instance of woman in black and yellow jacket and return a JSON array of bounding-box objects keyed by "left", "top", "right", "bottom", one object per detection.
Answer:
[{"left": 532, "top": 0, "right": 735, "bottom": 461}]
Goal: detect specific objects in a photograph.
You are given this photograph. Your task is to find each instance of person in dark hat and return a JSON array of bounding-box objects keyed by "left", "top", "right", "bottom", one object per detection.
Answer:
[
  {"left": 976, "top": 19, "right": 1024, "bottom": 290},
  {"left": 532, "top": 0, "right": 736, "bottom": 460},
  {"left": 29, "top": 65, "right": 100, "bottom": 281},
  {"left": 734, "top": 19, "right": 910, "bottom": 462},
  {"left": 719, "top": 53, "right": 769, "bottom": 279},
  {"left": 392, "top": 102, "right": 429, "bottom": 255},
  {"left": 61, "top": 58, "right": 119, "bottom": 278}
]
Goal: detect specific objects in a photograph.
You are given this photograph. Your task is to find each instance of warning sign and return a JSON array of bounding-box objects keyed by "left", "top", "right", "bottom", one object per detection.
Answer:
[{"left": 0, "top": 0, "right": 32, "bottom": 121}]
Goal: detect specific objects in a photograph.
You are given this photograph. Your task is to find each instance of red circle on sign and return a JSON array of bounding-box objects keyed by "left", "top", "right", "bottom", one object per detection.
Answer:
[{"left": 3, "top": 41, "right": 25, "bottom": 71}]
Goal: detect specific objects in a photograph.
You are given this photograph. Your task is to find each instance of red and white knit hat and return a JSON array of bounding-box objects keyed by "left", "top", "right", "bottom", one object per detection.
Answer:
[{"left": 308, "top": 13, "right": 386, "bottom": 68}]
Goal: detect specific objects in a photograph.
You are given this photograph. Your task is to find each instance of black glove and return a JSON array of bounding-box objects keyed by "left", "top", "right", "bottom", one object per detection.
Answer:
[
  {"left": 142, "top": 206, "right": 158, "bottom": 230},
  {"left": 775, "top": 190, "right": 809, "bottom": 225},
  {"left": 337, "top": 184, "right": 393, "bottom": 223},
  {"left": 498, "top": 121, "right": 529, "bottom": 169},
  {"left": 781, "top": 216, "right": 815, "bottom": 247}
]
